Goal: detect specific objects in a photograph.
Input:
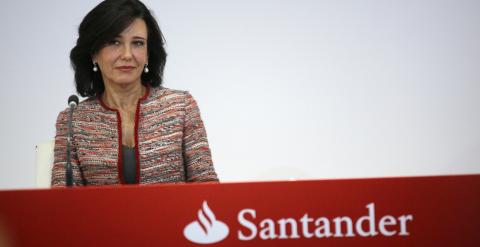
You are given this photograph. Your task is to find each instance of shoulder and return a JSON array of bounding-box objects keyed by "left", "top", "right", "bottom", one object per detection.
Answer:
[
  {"left": 76, "top": 97, "right": 101, "bottom": 111},
  {"left": 56, "top": 97, "right": 102, "bottom": 124},
  {"left": 149, "top": 86, "right": 191, "bottom": 100},
  {"left": 146, "top": 86, "right": 195, "bottom": 106}
]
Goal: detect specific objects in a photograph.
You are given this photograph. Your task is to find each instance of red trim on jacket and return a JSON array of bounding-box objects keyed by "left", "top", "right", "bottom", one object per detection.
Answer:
[
  {"left": 134, "top": 86, "right": 150, "bottom": 183},
  {"left": 116, "top": 111, "right": 125, "bottom": 184}
]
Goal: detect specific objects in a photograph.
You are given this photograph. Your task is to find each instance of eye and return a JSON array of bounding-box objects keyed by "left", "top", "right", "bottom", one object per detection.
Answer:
[
  {"left": 133, "top": 40, "right": 145, "bottom": 46},
  {"left": 108, "top": 39, "right": 121, "bottom": 46}
]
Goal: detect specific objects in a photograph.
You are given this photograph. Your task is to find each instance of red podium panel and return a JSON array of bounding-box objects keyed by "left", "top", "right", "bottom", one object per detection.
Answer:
[{"left": 0, "top": 174, "right": 479, "bottom": 246}]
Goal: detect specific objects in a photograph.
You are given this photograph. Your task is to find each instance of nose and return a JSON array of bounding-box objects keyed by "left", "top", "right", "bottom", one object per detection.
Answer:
[{"left": 120, "top": 44, "right": 132, "bottom": 60}]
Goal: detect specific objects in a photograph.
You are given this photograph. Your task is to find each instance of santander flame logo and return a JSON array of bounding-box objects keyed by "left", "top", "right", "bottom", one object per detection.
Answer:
[{"left": 183, "top": 201, "right": 229, "bottom": 244}]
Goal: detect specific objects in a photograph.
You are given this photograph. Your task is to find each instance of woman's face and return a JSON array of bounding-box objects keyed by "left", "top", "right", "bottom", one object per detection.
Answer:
[{"left": 93, "top": 18, "right": 148, "bottom": 87}]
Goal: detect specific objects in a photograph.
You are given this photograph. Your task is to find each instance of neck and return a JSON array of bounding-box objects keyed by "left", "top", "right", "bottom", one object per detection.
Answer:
[{"left": 102, "top": 82, "right": 146, "bottom": 110}]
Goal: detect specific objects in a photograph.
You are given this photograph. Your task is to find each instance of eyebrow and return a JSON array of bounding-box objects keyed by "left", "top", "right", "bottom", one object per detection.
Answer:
[{"left": 115, "top": 35, "right": 147, "bottom": 40}]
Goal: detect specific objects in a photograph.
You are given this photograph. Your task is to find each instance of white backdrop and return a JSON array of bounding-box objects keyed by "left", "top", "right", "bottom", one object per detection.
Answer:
[{"left": 0, "top": 0, "right": 479, "bottom": 189}]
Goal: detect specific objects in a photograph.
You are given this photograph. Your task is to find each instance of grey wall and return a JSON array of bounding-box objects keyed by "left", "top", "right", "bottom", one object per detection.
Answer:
[{"left": 1, "top": 0, "right": 479, "bottom": 189}]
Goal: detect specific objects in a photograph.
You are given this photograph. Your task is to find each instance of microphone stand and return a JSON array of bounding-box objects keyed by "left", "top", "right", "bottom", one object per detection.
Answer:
[
  {"left": 66, "top": 96, "right": 78, "bottom": 187},
  {"left": 66, "top": 106, "right": 74, "bottom": 186}
]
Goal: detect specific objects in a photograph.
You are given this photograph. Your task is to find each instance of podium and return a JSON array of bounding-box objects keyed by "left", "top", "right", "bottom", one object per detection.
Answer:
[{"left": 0, "top": 174, "right": 479, "bottom": 246}]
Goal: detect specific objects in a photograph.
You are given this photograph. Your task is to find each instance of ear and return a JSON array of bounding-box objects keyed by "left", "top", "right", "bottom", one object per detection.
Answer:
[{"left": 91, "top": 54, "right": 98, "bottom": 63}]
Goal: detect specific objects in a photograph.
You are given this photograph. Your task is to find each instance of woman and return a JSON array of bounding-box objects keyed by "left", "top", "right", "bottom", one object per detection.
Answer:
[{"left": 51, "top": 0, "right": 218, "bottom": 186}]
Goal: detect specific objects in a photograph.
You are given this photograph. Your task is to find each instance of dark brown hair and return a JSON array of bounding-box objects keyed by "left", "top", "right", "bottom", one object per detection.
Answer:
[{"left": 70, "top": 0, "right": 167, "bottom": 97}]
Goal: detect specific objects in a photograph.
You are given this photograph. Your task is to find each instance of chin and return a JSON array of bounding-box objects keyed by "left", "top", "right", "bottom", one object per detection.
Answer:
[{"left": 111, "top": 76, "right": 141, "bottom": 85}]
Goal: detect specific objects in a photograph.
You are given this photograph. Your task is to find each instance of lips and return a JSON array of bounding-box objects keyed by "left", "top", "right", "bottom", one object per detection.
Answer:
[{"left": 116, "top": 66, "right": 136, "bottom": 72}]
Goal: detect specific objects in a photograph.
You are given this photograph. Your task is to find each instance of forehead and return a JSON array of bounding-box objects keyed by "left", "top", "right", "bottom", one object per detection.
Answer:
[{"left": 119, "top": 18, "right": 147, "bottom": 38}]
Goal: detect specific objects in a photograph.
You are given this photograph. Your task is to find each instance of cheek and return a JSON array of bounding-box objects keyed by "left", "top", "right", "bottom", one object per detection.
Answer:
[
  {"left": 97, "top": 49, "right": 118, "bottom": 68},
  {"left": 133, "top": 48, "right": 148, "bottom": 63}
]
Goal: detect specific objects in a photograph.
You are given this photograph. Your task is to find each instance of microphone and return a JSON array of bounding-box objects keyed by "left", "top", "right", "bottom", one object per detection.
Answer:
[
  {"left": 66, "top": 95, "right": 79, "bottom": 187},
  {"left": 68, "top": 95, "right": 79, "bottom": 108}
]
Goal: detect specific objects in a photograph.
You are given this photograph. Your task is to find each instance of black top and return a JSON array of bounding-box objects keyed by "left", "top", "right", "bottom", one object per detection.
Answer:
[{"left": 122, "top": 145, "right": 137, "bottom": 184}]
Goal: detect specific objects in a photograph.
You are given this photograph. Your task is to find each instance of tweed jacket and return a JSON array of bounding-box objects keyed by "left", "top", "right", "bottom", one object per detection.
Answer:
[{"left": 51, "top": 86, "right": 218, "bottom": 187}]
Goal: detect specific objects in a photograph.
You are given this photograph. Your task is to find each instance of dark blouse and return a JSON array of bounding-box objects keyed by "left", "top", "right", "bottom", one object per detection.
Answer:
[{"left": 122, "top": 145, "right": 137, "bottom": 184}]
